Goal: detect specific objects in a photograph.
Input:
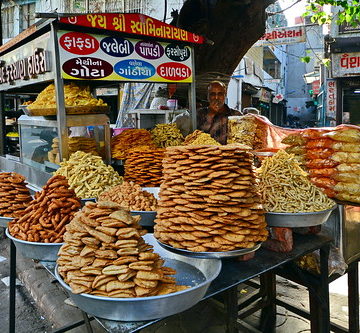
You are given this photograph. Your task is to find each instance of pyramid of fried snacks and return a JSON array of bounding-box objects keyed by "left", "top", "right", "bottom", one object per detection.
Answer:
[
  {"left": 0, "top": 172, "right": 32, "bottom": 218},
  {"left": 154, "top": 145, "right": 268, "bottom": 252},
  {"left": 184, "top": 130, "right": 221, "bottom": 146},
  {"left": 125, "top": 146, "right": 165, "bottom": 187},
  {"left": 54, "top": 151, "right": 123, "bottom": 199},
  {"left": 99, "top": 181, "right": 157, "bottom": 211},
  {"left": 57, "top": 201, "right": 188, "bottom": 297},
  {"left": 257, "top": 150, "right": 335, "bottom": 213},
  {"left": 111, "top": 129, "right": 155, "bottom": 160},
  {"left": 8, "top": 175, "right": 81, "bottom": 243}
]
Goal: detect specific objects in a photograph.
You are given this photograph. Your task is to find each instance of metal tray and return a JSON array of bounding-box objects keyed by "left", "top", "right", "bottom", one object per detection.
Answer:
[
  {"left": 131, "top": 211, "right": 157, "bottom": 227},
  {"left": 265, "top": 205, "right": 337, "bottom": 228},
  {"left": 5, "top": 228, "right": 63, "bottom": 262},
  {"left": 157, "top": 240, "right": 262, "bottom": 259},
  {"left": 0, "top": 216, "right": 13, "bottom": 228},
  {"left": 54, "top": 234, "right": 222, "bottom": 321}
]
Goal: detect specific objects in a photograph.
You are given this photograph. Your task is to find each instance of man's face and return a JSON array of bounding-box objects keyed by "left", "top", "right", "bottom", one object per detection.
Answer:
[{"left": 208, "top": 84, "right": 226, "bottom": 112}]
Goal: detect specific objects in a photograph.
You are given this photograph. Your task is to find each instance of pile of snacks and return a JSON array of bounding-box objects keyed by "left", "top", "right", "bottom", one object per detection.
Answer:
[
  {"left": 282, "top": 126, "right": 360, "bottom": 203},
  {"left": 184, "top": 130, "right": 220, "bottom": 146},
  {"left": 55, "top": 151, "right": 123, "bottom": 199},
  {"left": 57, "top": 201, "right": 188, "bottom": 297},
  {"left": 151, "top": 123, "right": 184, "bottom": 148},
  {"left": 8, "top": 175, "right": 81, "bottom": 242},
  {"left": 125, "top": 147, "right": 165, "bottom": 187},
  {"left": 257, "top": 150, "right": 335, "bottom": 212},
  {"left": 0, "top": 172, "right": 32, "bottom": 218},
  {"left": 227, "top": 115, "right": 267, "bottom": 149},
  {"left": 154, "top": 145, "right": 268, "bottom": 252},
  {"left": 48, "top": 137, "right": 98, "bottom": 164},
  {"left": 99, "top": 182, "right": 157, "bottom": 211},
  {"left": 111, "top": 129, "right": 154, "bottom": 160},
  {"left": 27, "top": 83, "right": 107, "bottom": 109}
]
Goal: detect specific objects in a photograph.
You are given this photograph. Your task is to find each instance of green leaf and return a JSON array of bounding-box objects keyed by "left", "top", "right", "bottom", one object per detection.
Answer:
[
  {"left": 301, "top": 56, "right": 311, "bottom": 63},
  {"left": 322, "top": 58, "right": 331, "bottom": 67}
]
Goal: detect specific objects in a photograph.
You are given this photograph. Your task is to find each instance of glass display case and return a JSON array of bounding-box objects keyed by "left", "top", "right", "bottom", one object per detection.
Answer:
[{"left": 18, "top": 115, "right": 110, "bottom": 172}]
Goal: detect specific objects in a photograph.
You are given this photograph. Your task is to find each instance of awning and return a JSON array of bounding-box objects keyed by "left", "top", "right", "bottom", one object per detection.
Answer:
[{"left": 242, "top": 82, "right": 259, "bottom": 95}]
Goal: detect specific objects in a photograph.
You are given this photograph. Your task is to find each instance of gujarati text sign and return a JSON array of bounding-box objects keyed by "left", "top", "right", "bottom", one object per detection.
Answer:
[
  {"left": 331, "top": 52, "right": 360, "bottom": 77},
  {"left": 255, "top": 26, "right": 305, "bottom": 46}
]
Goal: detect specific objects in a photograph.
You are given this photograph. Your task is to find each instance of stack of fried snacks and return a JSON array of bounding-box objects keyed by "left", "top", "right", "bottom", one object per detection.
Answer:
[
  {"left": 257, "top": 150, "right": 335, "bottom": 212},
  {"left": 227, "top": 115, "right": 267, "bottom": 149},
  {"left": 151, "top": 123, "right": 184, "bottom": 148},
  {"left": 8, "top": 175, "right": 81, "bottom": 242},
  {"left": 154, "top": 145, "right": 268, "bottom": 252},
  {"left": 0, "top": 172, "right": 32, "bottom": 218},
  {"left": 54, "top": 151, "right": 123, "bottom": 199},
  {"left": 27, "top": 83, "right": 107, "bottom": 109},
  {"left": 125, "top": 147, "right": 165, "bottom": 187},
  {"left": 48, "top": 137, "right": 98, "bottom": 164},
  {"left": 111, "top": 129, "right": 154, "bottom": 160},
  {"left": 99, "top": 181, "right": 157, "bottom": 211},
  {"left": 184, "top": 130, "right": 221, "bottom": 146},
  {"left": 57, "top": 201, "right": 188, "bottom": 297}
]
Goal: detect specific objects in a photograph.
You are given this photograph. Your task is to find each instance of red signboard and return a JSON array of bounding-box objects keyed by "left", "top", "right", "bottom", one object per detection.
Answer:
[
  {"left": 312, "top": 80, "right": 320, "bottom": 95},
  {"left": 59, "top": 13, "right": 204, "bottom": 45}
]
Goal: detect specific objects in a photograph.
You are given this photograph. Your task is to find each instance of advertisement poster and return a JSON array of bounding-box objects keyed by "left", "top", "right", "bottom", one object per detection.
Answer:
[
  {"left": 326, "top": 79, "right": 337, "bottom": 125},
  {"left": 58, "top": 30, "right": 193, "bottom": 83}
]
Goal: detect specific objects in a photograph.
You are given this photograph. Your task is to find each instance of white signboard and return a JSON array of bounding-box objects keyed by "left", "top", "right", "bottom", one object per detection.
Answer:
[
  {"left": 331, "top": 52, "right": 360, "bottom": 77},
  {"left": 255, "top": 26, "right": 305, "bottom": 46},
  {"left": 326, "top": 79, "right": 337, "bottom": 123}
]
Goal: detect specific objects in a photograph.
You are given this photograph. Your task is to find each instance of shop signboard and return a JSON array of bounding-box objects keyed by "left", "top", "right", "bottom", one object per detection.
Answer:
[
  {"left": 326, "top": 79, "right": 337, "bottom": 123},
  {"left": 255, "top": 26, "right": 305, "bottom": 46},
  {"left": 0, "top": 32, "right": 53, "bottom": 90},
  {"left": 59, "top": 13, "right": 204, "bottom": 44},
  {"left": 339, "top": 21, "right": 360, "bottom": 34},
  {"left": 257, "top": 88, "right": 272, "bottom": 103},
  {"left": 331, "top": 52, "right": 360, "bottom": 77},
  {"left": 312, "top": 80, "right": 320, "bottom": 95},
  {"left": 58, "top": 30, "right": 193, "bottom": 83}
]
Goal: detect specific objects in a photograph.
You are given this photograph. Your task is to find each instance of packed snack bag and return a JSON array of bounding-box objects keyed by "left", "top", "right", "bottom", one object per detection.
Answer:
[{"left": 282, "top": 125, "right": 360, "bottom": 203}]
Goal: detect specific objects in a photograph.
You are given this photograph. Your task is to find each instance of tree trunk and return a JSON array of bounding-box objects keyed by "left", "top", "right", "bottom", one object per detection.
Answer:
[{"left": 176, "top": 0, "right": 275, "bottom": 92}]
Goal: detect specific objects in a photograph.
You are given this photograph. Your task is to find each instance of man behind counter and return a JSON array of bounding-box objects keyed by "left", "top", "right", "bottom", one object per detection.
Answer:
[{"left": 197, "top": 81, "right": 242, "bottom": 144}]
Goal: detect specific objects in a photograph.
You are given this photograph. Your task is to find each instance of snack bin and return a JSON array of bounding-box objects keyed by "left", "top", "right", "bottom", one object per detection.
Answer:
[{"left": 0, "top": 12, "right": 202, "bottom": 179}]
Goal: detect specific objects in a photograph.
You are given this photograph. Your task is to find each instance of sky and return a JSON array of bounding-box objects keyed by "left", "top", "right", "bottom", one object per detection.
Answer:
[{"left": 279, "top": 0, "right": 307, "bottom": 26}]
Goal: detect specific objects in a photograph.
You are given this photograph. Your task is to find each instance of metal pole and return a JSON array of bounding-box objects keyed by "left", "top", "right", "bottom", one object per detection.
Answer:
[
  {"left": 0, "top": 0, "right": 5, "bottom": 156},
  {"left": 189, "top": 46, "right": 197, "bottom": 132}
]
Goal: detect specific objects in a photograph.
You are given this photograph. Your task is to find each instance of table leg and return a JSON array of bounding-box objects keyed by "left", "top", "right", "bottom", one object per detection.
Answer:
[
  {"left": 9, "top": 240, "right": 16, "bottom": 333},
  {"left": 310, "top": 244, "right": 330, "bottom": 333},
  {"left": 347, "top": 261, "right": 359, "bottom": 333},
  {"left": 82, "top": 311, "right": 94, "bottom": 333},
  {"left": 259, "top": 271, "right": 276, "bottom": 333},
  {"left": 224, "top": 287, "right": 238, "bottom": 333}
]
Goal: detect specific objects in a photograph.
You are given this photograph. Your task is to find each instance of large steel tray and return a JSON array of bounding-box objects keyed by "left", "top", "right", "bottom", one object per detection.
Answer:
[
  {"left": 54, "top": 234, "right": 222, "bottom": 321},
  {"left": 265, "top": 205, "right": 337, "bottom": 228},
  {"left": 131, "top": 211, "right": 156, "bottom": 227},
  {"left": 0, "top": 216, "right": 13, "bottom": 228},
  {"left": 5, "top": 228, "right": 63, "bottom": 262},
  {"left": 157, "top": 240, "right": 262, "bottom": 259}
]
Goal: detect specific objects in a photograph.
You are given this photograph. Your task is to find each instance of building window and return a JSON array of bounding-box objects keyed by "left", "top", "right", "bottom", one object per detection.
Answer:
[
  {"left": 20, "top": 3, "right": 36, "bottom": 32},
  {"left": 2, "top": 5, "right": 15, "bottom": 39},
  {"left": 263, "top": 46, "right": 281, "bottom": 79}
]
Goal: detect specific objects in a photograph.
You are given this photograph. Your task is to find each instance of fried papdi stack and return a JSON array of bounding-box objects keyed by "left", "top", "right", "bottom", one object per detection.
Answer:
[
  {"left": 0, "top": 172, "right": 32, "bottom": 218},
  {"left": 57, "top": 201, "right": 188, "bottom": 297},
  {"left": 154, "top": 145, "right": 269, "bottom": 252},
  {"left": 99, "top": 181, "right": 157, "bottom": 211},
  {"left": 125, "top": 146, "right": 165, "bottom": 187},
  {"left": 8, "top": 175, "right": 81, "bottom": 242}
]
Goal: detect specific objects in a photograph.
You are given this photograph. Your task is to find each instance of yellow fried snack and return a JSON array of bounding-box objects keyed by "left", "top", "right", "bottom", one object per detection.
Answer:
[
  {"left": 151, "top": 123, "right": 184, "bottom": 148},
  {"left": 27, "top": 83, "right": 107, "bottom": 109},
  {"left": 184, "top": 130, "right": 221, "bottom": 146},
  {"left": 54, "top": 151, "right": 123, "bottom": 199},
  {"left": 257, "top": 150, "right": 335, "bottom": 212}
]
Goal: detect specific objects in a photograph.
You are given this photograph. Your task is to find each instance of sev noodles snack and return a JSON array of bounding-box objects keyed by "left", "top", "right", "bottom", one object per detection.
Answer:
[{"left": 257, "top": 150, "right": 335, "bottom": 213}]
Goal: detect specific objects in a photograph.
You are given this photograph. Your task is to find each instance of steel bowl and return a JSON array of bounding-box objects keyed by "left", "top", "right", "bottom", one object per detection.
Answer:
[
  {"left": 142, "top": 187, "right": 160, "bottom": 200},
  {"left": 265, "top": 205, "right": 337, "bottom": 228},
  {"left": 157, "top": 240, "right": 262, "bottom": 259},
  {"left": 131, "top": 211, "right": 157, "bottom": 227},
  {"left": 0, "top": 216, "right": 13, "bottom": 228},
  {"left": 54, "top": 234, "right": 222, "bottom": 321},
  {"left": 5, "top": 228, "right": 63, "bottom": 262}
]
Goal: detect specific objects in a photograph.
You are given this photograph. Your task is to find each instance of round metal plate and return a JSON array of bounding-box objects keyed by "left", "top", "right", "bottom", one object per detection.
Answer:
[
  {"left": 157, "top": 240, "right": 262, "bottom": 259},
  {"left": 131, "top": 211, "right": 156, "bottom": 227},
  {"left": 265, "top": 205, "right": 337, "bottom": 228},
  {"left": 0, "top": 216, "right": 13, "bottom": 228}
]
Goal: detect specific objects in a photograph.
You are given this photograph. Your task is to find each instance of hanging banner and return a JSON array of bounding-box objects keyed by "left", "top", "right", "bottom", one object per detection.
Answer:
[
  {"left": 331, "top": 52, "right": 360, "bottom": 77},
  {"left": 326, "top": 79, "right": 337, "bottom": 122},
  {"left": 59, "top": 13, "right": 204, "bottom": 44},
  {"left": 255, "top": 26, "right": 305, "bottom": 46},
  {"left": 58, "top": 30, "right": 193, "bottom": 83}
]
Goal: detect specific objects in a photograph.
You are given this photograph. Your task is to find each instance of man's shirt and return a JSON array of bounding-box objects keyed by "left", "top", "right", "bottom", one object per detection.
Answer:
[{"left": 197, "top": 105, "right": 241, "bottom": 144}]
